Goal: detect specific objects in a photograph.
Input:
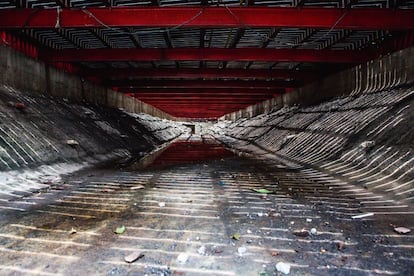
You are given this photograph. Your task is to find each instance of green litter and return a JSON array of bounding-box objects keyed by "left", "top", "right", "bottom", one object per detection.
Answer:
[
  {"left": 252, "top": 188, "right": 273, "bottom": 194},
  {"left": 115, "top": 225, "right": 126, "bottom": 234}
]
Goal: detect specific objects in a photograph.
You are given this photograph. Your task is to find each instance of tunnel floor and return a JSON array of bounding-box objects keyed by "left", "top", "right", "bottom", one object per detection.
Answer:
[{"left": 0, "top": 140, "right": 413, "bottom": 275}]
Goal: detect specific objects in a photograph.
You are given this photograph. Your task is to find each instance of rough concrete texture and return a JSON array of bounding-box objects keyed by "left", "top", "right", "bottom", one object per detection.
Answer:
[
  {"left": 0, "top": 46, "right": 174, "bottom": 120},
  {"left": 213, "top": 86, "right": 414, "bottom": 203},
  {"left": 0, "top": 84, "right": 187, "bottom": 195},
  {"left": 222, "top": 46, "right": 414, "bottom": 121},
  {"left": 0, "top": 139, "right": 413, "bottom": 275}
]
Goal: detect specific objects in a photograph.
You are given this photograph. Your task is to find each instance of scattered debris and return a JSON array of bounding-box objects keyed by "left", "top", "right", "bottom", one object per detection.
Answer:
[
  {"left": 115, "top": 225, "right": 126, "bottom": 234},
  {"left": 320, "top": 248, "right": 327, "bottom": 254},
  {"left": 217, "top": 180, "right": 226, "bottom": 186},
  {"left": 101, "top": 189, "right": 115, "bottom": 193},
  {"left": 197, "top": 245, "right": 206, "bottom": 255},
  {"left": 275, "top": 262, "right": 290, "bottom": 275},
  {"left": 213, "top": 248, "right": 223, "bottom": 254},
  {"left": 237, "top": 246, "right": 247, "bottom": 256},
  {"left": 176, "top": 253, "right": 189, "bottom": 264},
  {"left": 337, "top": 242, "right": 344, "bottom": 251},
  {"left": 394, "top": 227, "right": 411, "bottom": 234},
  {"left": 232, "top": 233, "right": 241, "bottom": 240},
  {"left": 306, "top": 218, "right": 312, "bottom": 223},
  {"left": 360, "top": 141, "right": 375, "bottom": 149},
  {"left": 158, "top": 202, "right": 166, "bottom": 207},
  {"left": 124, "top": 251, "right": 144, "bottom": 263},
  {"left": 66, "top": 139, "right": 79, "bottom": 147},
  {"left": 271, "top": 251, "right": 279, "bottom": 257},
  {"left": 310, "top": 228, "right": 317, "bottom": 235},
  {"left": 352, "top": 213, "right": 374, "bottom": 219},
  {"left": 252, "top": 188, "right": 273, "bottom": 194},
  {"left": 15, "top": 102, "right": 26, "bottom": 110},
  {"left": 69, "top": 227, "right": 77, "bottom": 235},
  {"left": 130, "top": 185, "right": 145, "bottom": 190},
  {"left": 293, "top": 229, "right": 309, "bottom": 237},
  {"left": 247, "top": 229, "right": 252, "bottom": 234}
]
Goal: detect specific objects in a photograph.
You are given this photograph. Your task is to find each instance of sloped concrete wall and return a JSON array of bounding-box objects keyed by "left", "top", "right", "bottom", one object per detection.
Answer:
[
  {"left": 215, "top": 86, "right": 414, "bottom": 202},
  {"left": 222, "top": 46, "right": 414, "bottom": 121},
  {"left": 0, "top": 84, "right": 185, "bottom": 172},
  {"left": 0, "top": 45, "right": 174, "bottom": 120}
]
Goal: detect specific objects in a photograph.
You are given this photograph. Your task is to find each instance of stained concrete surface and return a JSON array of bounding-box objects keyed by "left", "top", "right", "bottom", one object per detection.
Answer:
[{"left": 0, "top": 140, "right": 413, "bottom": 276}]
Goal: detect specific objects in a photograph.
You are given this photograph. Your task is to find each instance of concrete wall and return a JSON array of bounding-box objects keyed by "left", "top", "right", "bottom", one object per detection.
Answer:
[
  {"left": 0, "top": 45, "right": 174, "bottom": 120},
  {"left": 222, "top": 46, "right": 414, "bottom": 121}
]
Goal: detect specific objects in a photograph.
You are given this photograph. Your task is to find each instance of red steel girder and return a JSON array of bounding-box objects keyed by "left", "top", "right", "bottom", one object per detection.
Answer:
[
  {"left": 1, "top": 7, "right": 414, "bottom": 30},
  {"left": 83, "top": 68, "right": 317, "bottom": 80},
  {"left": 39, "top": 48, "right": 373, "bottom": 63},
  {"left": 120, "top": 88, "right": 285, "bottom": 94},
  {"left": 107, "top": 79, "right": 301, "bottom": 89}
]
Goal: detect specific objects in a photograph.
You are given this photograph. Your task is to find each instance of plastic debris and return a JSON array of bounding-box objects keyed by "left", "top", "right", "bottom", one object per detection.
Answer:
[
  {"left": 197, "top": 245, "right": 206, "bottom": 255},
  {"left": 352, "top": 213, "right": 374, "bottom": 219},
  {"left": 69, "top": 227, "right": 77, "bottom": 235},
  {"left": 115, "top": 225, "right": 126, "bottom": 234},
  {"left": 276, "top": 262, "right": 290, "bottom": 275},
  {"left": 237, "top": 246, "right": 247, "bottom": 256},
  {"left": 306, "top": 218, "right": 312, "bottom": 223},
  {"left": 217, "top": 180, "right": 226, "bottom": 186},
  {"left": 252, "top": 188, "right": 273, "bottom": 194},
  {"left": 124, "top": 251, "right": 144, "bottom": 263},
  {"left": 66, "top": 139, "right": 79, "bottom": 146},
  {"left": 310, "top": 228, "right": 317, "bottom": 235},
  {"left": 232, "top": 233, "right": 241, "bottom": 240},
  {"left": 394, "top": 227, "right": 411, "bottom": 234},
  {"left": 158, "top": 202, "right": 166, "bottom": 207},
  {"left": 130, "top": 185, "right": 145, "bottom": 190},
  {"left": 176, "top": 253, "right": 189, "bottom": 264}
]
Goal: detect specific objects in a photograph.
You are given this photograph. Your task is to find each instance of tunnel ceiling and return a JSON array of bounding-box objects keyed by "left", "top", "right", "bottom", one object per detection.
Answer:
[{"left": 1, "top": 1, "right": 414, "bottom": 119}]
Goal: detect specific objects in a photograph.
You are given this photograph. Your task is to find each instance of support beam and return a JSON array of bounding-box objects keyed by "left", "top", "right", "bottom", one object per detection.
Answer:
[
  {"left": 1, "top": 7, "right": 414, "bottom": 30},
  {"left": 39, "top": 48, "right": 374, "bottom": 63},
  {"left": 106, "top": 79, "right": 301, "bottom": 89},
  {"left": 83, "top": 68, "right": 317, "bottom": 80},
  {"left": 119, "top": 88, "right": 285, "bottom": 94}
]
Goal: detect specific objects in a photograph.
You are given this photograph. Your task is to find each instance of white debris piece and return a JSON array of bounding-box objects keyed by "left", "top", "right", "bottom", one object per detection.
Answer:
[
  {"left": 158, "top": 202, "right": 166, "bottom": 207},
  {"left": 176, "top": 253, "right": 189, "bottom": 264},
  {"left": 360, "top": 141, "right": 375, "bottom": 149},
  {"left": 310, "top": 228, "right": 317, "bottom": 235},
  {"left": 197, "top": 245, "right": 206, "bottom": 255},
  {"left": 352, "top": 213, "right": 374, "bottom": 219},
  {"left": 237, "top": 247, "right": 247, "bottom": 256},
  {"left": 276, "top": 262, "right": 291, "bottom": 275},
  {"left": 66, "top": 139, "right": 79, "bottom": 146}
]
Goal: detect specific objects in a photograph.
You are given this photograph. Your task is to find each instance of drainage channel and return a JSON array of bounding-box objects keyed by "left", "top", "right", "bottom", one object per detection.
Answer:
[{"left": 0, "top": 140, "right": 412, "bottom": 275}]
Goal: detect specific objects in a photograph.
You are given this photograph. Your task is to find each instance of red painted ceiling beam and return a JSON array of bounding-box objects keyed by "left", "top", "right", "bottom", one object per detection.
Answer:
[
  {"left": 1, "top": 7, "right": 414, "bottom": 30},
  {"left": 130, "top": 93, "right": 279, "bottom": 97},
  {"left": 121, "top": 88, "right": 285, "bottom": 94},
  {"left": 84, "top": 68, "right": 318, "bottom": 80},
  {"left": 39, "top": 48, "right": 374, "bottom": 64},
  {"left": 108, "top": 79, "right": 301, "bottom": 89}
]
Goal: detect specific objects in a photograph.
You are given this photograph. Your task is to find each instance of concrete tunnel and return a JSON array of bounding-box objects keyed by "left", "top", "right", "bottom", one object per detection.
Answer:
[{"left": 0, "top": 1, "right": 413, "bottom": 275}]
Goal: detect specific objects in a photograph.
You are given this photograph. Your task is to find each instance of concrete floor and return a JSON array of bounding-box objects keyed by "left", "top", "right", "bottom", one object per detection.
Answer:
[{"left": 0, "top": 141, "right": 413, "bottom": 275}]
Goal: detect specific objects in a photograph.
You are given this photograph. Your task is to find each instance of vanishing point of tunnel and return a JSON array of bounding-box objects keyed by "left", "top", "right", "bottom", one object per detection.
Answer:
[{"left": 0, "top": 1, "right": 414, "bottom": 276}]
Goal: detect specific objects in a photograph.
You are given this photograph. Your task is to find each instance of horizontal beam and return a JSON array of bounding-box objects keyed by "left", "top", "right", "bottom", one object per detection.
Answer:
[
  {"left": 122, "top": 88, "right": 285, "bottom": 94},
  {"left": 108, "top": 79, "right": 301, "bottom": 89},
  {"left": 1, "top": 7, "right": 414, "bottom": 30},
  {"left": 84, "top": 68, "right": 318, "bottom": 80},
  {"left": 40, "top": 48, "right": 372, "bottom": 63},
  {"left": 129, "top": 92, "right": 281, "bottom": 99}
]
